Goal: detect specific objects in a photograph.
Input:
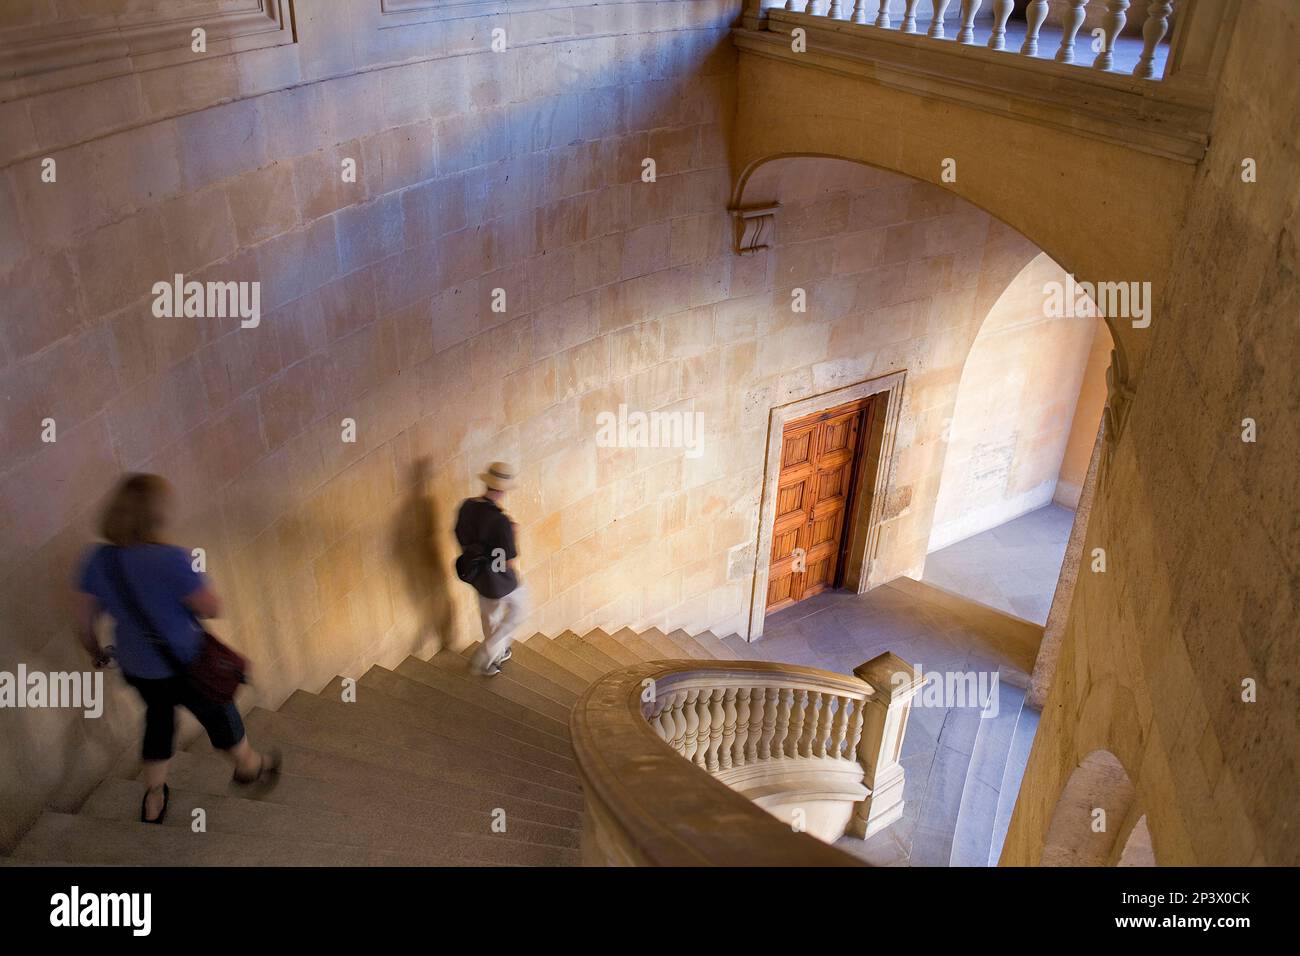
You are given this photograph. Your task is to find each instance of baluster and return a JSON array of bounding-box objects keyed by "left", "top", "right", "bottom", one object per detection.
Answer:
[
  {"left": 1020, "top": 0, "right": 1048, "bottom": 55},
  {"left": 815, "top": 694, "right": 836, "bottom": 757},
  {"left": 786, "top": 689, "right": 808, "bottom": 757},
  {"left": 847, "top": 698, "right": 865, "bottom": 757},
  {"left": 799, "top": 692, "right": 821, "bottom": 756},
  {"left": 666, "top": 692, "right": 686, "bottom": 753},
  {"left": 1054, "top": 0, "right": 1089, "bottom": 63},
  {"left": 927, "top": 0, "right": 954, "bottom": 39},
  {"left": 773, "top": 688, "right": 794, "bottom": 757},
  {"left": 759, "top": 688, "right": 779, "bottom": 758},
  {"left": 651, "top": 702, "right": 670, "bottom": 742},
  {"left": 707, "top": 689, "right": 726, "bottom": 771},
  {"left": 874, "top": 0, "right": 892, "bottom": 29},
  {"left": 1092, "top": 0, "right": 1130, "bottom": 70},
  {"left": 852, "top": 0, "right": 871, "bottom": 24},
  {"left": 784, "top": 0, "right": 801, "bottom": 11},
  {"left": 696, "top": 690, "right": 714, "bottom": 769},
  {"left": 827, "top": 0, "right": 844, "bottom": 19},
  {"left": 901, "top": 0, "right": 922, "bottom": 33},
  {"left": 830, "top": 695, "right": 851, "bottom": 757},
  {"left": 1133, "top": 1, "right": 1172, "bottom": 79},
  {"left": 720, "top": 689, "right": 738, "bottom": 770},
  {"left": 987, "top": 0, "right": 1013, "bottom": 50},
  {"left": 734, "top": 688, "right": 751, "bottom": 767},
  {"left": 807, "top": 693, "right": 824, "bottom": 756},
  {"left": 957, "top": 0, "right": 982, "bottom": 44},
  {"left": 745, "top": 687, "right": 764, "bottom": 761},
  {"left": 682, "top": 690, "right": 701, "bottom": 765}
]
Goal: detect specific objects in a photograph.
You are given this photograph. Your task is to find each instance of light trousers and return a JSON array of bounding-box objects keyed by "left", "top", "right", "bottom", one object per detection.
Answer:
[{"left": 471, "top": 584, "right": 528, "bottom": 674}]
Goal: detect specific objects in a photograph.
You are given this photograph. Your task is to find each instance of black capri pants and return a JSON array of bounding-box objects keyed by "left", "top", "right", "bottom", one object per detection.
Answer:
[{"left": 124, "top": 674, "right": 246, "bottom": 761}]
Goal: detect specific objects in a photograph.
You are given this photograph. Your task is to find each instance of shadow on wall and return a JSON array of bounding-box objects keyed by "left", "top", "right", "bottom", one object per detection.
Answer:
[{"left": 390, "top": 458, "right": 457, "bottom": 657}]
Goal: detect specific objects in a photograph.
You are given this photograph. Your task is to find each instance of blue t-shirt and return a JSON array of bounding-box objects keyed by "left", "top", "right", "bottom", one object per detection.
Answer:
[{"left": 77, "top": 544, "right": 206, "bottom": 679}]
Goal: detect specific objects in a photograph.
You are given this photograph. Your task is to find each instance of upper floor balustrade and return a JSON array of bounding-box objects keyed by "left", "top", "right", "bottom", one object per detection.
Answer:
[{"left": 736, "top": 0, "right": 1240, "bottom": 162}]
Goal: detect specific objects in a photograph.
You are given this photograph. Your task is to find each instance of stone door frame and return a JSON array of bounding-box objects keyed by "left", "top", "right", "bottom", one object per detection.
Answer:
[{"left": 745, "top": 371, "right": 907, "bottom": 641}]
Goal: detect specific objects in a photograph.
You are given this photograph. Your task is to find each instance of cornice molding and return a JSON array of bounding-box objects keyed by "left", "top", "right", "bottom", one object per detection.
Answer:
[{"left": 0, "top": 1, "right": 296, "bottom": 101}]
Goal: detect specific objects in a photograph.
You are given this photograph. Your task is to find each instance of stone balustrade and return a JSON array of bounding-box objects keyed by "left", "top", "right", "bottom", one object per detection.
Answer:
[
  {"left": 736, "top": 0, "right": 1239, "bottom": 164},
  {"left": 771, "top": 0, "right": 1181, "bottom": 78},
  {"left": 569, "top": 655, "right": 922, "bottom": 864}
]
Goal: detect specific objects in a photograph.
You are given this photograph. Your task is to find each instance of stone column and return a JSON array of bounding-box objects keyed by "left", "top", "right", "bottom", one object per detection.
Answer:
[{"left": 846, "top": 652, "right": 923, "bottom": 839}]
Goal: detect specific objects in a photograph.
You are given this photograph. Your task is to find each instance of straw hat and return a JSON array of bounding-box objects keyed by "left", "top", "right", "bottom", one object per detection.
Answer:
[{"left": 479, "top": 461, "right": 516, "bottom": 491}]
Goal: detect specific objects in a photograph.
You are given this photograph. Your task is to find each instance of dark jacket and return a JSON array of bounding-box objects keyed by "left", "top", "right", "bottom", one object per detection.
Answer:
[{"left": 454, "top": 497, "right": 519, "bottom": 598}]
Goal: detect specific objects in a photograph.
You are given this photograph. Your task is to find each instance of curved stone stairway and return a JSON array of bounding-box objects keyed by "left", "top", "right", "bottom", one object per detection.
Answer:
[{"left": 9, "top": 627, "right": 766, "bottom": 866}]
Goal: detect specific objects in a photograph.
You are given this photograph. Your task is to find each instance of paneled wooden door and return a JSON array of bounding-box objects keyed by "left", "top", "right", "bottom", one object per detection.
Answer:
[{"left": 765, "top": 397, "right": 873, "bottom": 613}]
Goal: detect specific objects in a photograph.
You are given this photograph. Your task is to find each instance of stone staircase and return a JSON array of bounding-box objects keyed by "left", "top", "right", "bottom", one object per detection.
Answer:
[{"left": 8, "top": 627, "right": 765, "bottom": 867}]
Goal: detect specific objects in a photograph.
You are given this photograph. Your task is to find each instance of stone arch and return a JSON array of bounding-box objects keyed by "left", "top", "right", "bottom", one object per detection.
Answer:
[
  {"left": 1040, "top": 749, "right": 1137, "bottom": 866},
  {"left": 730, "top": 152, "right": 1132, "bottom": 385},
  {"left": 928, "top": 251, "right": 1112, "bottom": 556}
]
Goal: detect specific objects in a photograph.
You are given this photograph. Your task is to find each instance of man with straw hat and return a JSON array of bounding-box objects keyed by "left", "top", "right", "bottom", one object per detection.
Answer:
[{"left": 454, "top": 462, "right": 527, "bottom": 676}]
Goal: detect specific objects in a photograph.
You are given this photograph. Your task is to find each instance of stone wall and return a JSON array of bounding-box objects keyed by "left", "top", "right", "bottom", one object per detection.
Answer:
[
  {"left": 0, "top": 0, "right": 745, "bottom": 851},
  {"left": 1002, "top": 0, "right": 1300, "bottom": 866},
  {"left": 0, "top": 0, "right": 1072, "bottom": 850},
  {"left": 1054, "top": 320, "right": 1111, "bottom": 510}
]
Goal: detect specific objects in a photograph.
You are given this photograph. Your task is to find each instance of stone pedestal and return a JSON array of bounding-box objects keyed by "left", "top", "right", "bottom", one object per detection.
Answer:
[{"left": 846, "top": 652, "right": 923, "bottom": 839}]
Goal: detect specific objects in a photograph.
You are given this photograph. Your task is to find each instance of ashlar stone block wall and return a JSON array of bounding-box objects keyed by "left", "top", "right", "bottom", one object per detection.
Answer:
[{"left": 0, "top": 0, "right": 1092, "bottom": 850}]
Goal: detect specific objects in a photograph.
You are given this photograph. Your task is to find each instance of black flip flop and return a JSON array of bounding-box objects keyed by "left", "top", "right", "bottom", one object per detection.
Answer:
[{"left": 140, "top": 783, "right": 169, "bottom": 825}]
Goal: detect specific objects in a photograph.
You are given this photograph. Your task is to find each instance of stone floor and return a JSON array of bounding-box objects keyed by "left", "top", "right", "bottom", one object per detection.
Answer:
[
  {"left": 752, "top": 505, "right": 1074, "bottom": 865},
  {"left": 922, "top": 504, "right": 1076, "bottom": 626}
]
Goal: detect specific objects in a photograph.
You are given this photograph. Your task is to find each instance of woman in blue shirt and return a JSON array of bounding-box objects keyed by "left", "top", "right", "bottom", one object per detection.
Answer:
[{"left": 74, "top": 474, "right": 279, "bottom": 824}]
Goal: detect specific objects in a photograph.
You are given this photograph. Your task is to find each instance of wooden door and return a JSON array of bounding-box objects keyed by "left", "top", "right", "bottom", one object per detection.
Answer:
[{"left": 765, "top": 397, "right": 871, "bottom": 613}]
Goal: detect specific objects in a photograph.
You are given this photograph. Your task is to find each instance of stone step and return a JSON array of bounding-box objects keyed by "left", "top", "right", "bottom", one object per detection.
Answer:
[
  {"left": 949, "top": 679, "right": 1026, "bottom": 866},
  {"left": 908, "top": 704, "right": 984, "bottom": 867},
  {"left": 156, "top": 747, "right": 582, "bottom": 835},
  {"left": 989, "top": 704, "right": 1041, "bottom": 866},
  {"left": 501, "top": 637, "right": 590, "bottom": 694},
  {"left": 359, "top": 666, "right": 570, "bottom": 756},
  {"left": 579, "top": 628, "right": 642, "bottom": 667},
  {"left": 665, "top": 628, "right": 722, "bottom": 659},
  {"left": 393, "top": 655, "right": 570, "bottom": 740},
  {"left": 80, "top": 778, "right": 578, "bottom": 866},
  {"left": 635, "top": 627, "right": 690, "bottom": 659},
  {"left": 323, "top": 671, "right": 574, "bottom": 770},
  {"left": 718, "top": 632, "right": 768, "bottom": 661},
  {"left": 608, "top": 627, "right": 669, "bottom": 661},
  {"left": 695, "top": 630, "right": 744, "bottom": 660},
  {"left": 13, "top": 812, "right": 436, "bottom": 867},
  {"left": 557, "top": 630, "right": 623, "bottom": 673},
  {"left": 214, "top": 706, "right": 582, "bottom": 810},
  {"left": 428, "top": 649, "right": 570, "bottom": 723},
  {"left": 278, "top": 689, "right": 580, "bottom": 788},
  {"left": 454, "top": 643, "right": 580, "bottom": 705},
  {"left": 523, "top": 633, "right": 603, "bottom": 683}
]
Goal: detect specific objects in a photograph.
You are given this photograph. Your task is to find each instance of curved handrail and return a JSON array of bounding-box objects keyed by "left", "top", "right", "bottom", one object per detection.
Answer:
[{"left": 569, "top": 659, "right": 877, "bottom": 866}]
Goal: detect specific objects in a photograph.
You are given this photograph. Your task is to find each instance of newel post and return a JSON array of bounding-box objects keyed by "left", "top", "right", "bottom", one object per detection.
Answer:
[{"left": 846, "top": 652, "right": 923, "bottom": 839}]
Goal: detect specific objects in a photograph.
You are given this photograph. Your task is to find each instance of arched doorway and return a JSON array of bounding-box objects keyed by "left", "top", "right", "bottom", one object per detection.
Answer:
[
  {"left": 1040, "top": 749, "right": 1136, "bottom": 865},
  {"left": 923, "top": 252, "right": 1113, "bottom": 624}
]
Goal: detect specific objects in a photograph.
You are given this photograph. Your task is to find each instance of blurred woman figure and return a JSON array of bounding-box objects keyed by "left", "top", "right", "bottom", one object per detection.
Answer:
[{"left": 73, "top": 474, "right": 279, "bottom": 824}]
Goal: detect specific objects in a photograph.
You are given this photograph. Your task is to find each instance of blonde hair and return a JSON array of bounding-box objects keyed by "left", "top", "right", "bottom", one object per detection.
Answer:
[{"left": 100, "top": 474, "right": 172, "bottom": 547}]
